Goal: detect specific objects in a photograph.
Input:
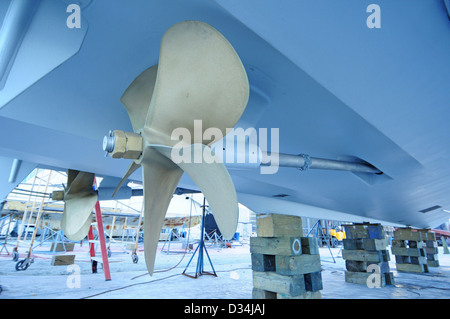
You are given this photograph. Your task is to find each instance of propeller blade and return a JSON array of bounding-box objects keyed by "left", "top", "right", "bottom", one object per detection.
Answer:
[
  {"left": 141, "top": 149, "right": 183, "bottom": 275},
  {"left": 112, "top": 161, "right": 141, "bottom": 198},
  {"left": 120, "top": 65, "right": 158, "bottom": 132},
  {"left": 59, "top": 170, "right": 98, "bottom": 241},
  {"left": 66, "top": 171, "right": 95, "bottom": 195},
  {"left": 152, "top": 144, "right": 238, "bottom": 239},
  {"left": 145, "top": 21, "right": 249, "bottom": 144},
  {"left": 61, "top": 192, "right": 97, "bottom": 241},
  {"left": 66, "top": 169, "right": 79, "bottom": 189}
]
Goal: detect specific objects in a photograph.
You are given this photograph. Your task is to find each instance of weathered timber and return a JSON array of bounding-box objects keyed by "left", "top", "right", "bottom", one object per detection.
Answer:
[
  {"left": 391, "top": 247, "right": 425, "bottom": 257},
  {"left": 51, "top": 254, "right": 75, "bottom": 266},
  {"left": 252, "top": 271, "right": 306, "bottom": 296},
  {"left": 362, "top": 238, "right": 388, "bottom": 251},
  {"left": 344, "top": 225, "right": 369, "bottom": 239},
  {"left": 342, "top": 249, "right": 389, "bottom": 263},
  {"left": 345, "top": 271, "right": 386, "bottom": 287},
  {"left": 345, "top": 260, "right": 391, "bottom": 273},
  {"left": 250, "top": 236, "right": 302, "bottom": 256},
  {"left": 301, "top": 237, "right": 319, "bottom": 255},
  {"left": 304, "top": 271, "right": 323, "bottom": 291},
  {"left": 251, "top": 254, "right": 276, "bottom": 272},
  {"left": 256, "top": 214, "right": 303, "bottom": 237},
  {"left": 343, "top": 238, "right": 363, "bottom": 250},
  {"left": 396, "top": 263, "right": 429, "bottom": 273},
  {"left": 277, "top": 291, "right": 322, "bottom": 299},
  {"left": 275, "top": 254, "right": 321, "bottom": 276},
  {"left": 252, "top": 288, "right": 277, "bottom": 299},
  {"left": 394, "top": 228, "right": 424, "bottom": 241}
]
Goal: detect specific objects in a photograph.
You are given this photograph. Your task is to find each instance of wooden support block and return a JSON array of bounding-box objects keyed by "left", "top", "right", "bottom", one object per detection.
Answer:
[
  {"left": 344, "top": 223, "right": 385, "bottom": 239},
  {"left": 426, "top": 232, "right": 436, "bottom": 241},
  {"left": 425, "top": 240, "right": 438, "bottom": 248},
  {"left": 367, "top": 224, "right": 385, "bottom": 239},
  {"left": 256, "top": 214, "right": 303, "bottom": 237},
  {"left": 275, "top": 254, "right": 321, "bottom": 276},
  {"left": 408, "top": 240, "right": 425, "bottom": 249},
  {"left": 251, "top": 254, "right": 276, "bottom": 272},
  {"left": 362, "top": 238, "right": 388, "bottom": 251},
  {"left": 391, "top": 247, "right": 425, "bottom": 257},
  {"left": 345, "top": 260, "right": 391, "bottom": 273},
  {"left": 427, "top": 260, "right": 440, "bottom": 267},
  {"left": 345, "top": 271, "right": 386, "bottom": 287},
  {"left": 344, "top": 225, "right": 369, "bottom": 239},
  {"left": 409, "top": 256, "right": 427, "bottom": 265},
  {"left": 394, "top": 228, "right": 424, "bottom": 241},
  {"left": 51, "top": 254, "right": 75, "bottom": 266},
  {"left": 342, "top": 238, "right": 363, "bottom": 250},
  {"left": 392, "top": 239, "right": 406, "bottom": 248},
  {"left": 304, "top": 271, "right": 323, "bottom": 291},
  {"left": 424, "top": 247, "right": 439, "bottom": 256},
  {"left": 252, "top": 288, "right": 276, "bottom": 299},
  {"left": 384, "top": 272, "right": 395, "bottom": 285},
  {"left": 343, "top": 238, "right": 388, "bottom": 250},
  {"left": 418, "top": 230, "right": 429, "bottom": 240},
  {"left": 342, "top": 249, "right": 388, "bottom": 263},
  {"left": 252, "top": 271, "right": 306, "bottom": 296},
  {"left": 396, "top": 263, "right": 428, "bottom": 273},
  {"left": 277, "top": 291, "right": 322, "bottom": 299},
  {"left": 395, "top": 255, "right": 410, "bottom": 264},
  {"left": 426, "top": 253, "right": 438, "bottom": 261},
  {"left": 301, "top": 237, "right": 319, "bottom": 255},
  {"left": 250, "top": 236, "right": 302, "bottom": 256}
]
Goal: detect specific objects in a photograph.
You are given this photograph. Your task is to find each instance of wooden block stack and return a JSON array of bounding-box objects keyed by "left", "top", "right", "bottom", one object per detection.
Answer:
[
  {"left": 391, "top": 227, "right": 429, "bottom": 273},
  {"left": 251, "top": 214, "right": 322, "bottom": 299},
  {"left": 418, "top": 230, "right": 439, "bottom": 267},
  {"left": 342, "top": 223, "right": 395, "bottom": 287}
]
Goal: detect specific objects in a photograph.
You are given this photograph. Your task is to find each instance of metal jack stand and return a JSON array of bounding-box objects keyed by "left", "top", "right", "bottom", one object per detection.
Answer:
[
  {"left": 0, "top": 214, "right": 13, "bottom": 255},
  {"left": 307, "top": 219, "right": 336, "bottom": 263},
  {"left": 182, "top": 198, "right": 217, "bottom": 278}
]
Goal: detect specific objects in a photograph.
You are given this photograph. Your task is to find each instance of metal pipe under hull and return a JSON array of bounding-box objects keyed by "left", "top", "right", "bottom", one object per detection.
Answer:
[{"left": 262, "top": 153, "right": 382, "bottom": 174}]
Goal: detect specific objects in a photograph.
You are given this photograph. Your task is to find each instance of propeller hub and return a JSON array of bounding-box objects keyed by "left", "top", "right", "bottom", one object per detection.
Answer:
[
  {"left": 51, "top": 190, "right": 65, "bottom": 201},
  {"left": 103, "top": 130, "right": 143, "bottom": 160}
]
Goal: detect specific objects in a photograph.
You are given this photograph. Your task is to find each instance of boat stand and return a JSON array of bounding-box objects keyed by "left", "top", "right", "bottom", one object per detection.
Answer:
[
  {"left": 182, "top": 198, "right": 217, "bottom": 279},
  {"left": 307, "top": 219, "right": 336, "bottom": 263}
]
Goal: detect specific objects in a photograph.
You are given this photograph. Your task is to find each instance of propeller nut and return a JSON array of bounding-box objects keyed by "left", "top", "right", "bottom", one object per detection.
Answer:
[
  {"left": 103, "top": 131, "right": 116, "bottom": 153},
  {"left": 103, "top": 130, "right": 143, "bottom": 160}
]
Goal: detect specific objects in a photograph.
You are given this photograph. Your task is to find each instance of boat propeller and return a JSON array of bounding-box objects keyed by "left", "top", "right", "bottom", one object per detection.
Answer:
[
  {"left": 52, "top": 169, "right": 97, "bottom": 241},
  {"left": 103, "top": 21, "right": 249, "bottom": 275}
]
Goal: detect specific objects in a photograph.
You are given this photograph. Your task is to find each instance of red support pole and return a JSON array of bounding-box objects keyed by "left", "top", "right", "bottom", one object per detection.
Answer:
[
  {"left": 94, "top": 200, "right": 111, "bottom": 281},
  {"left": 88, "top": 226, "right": 96, "bottom": 258}
]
